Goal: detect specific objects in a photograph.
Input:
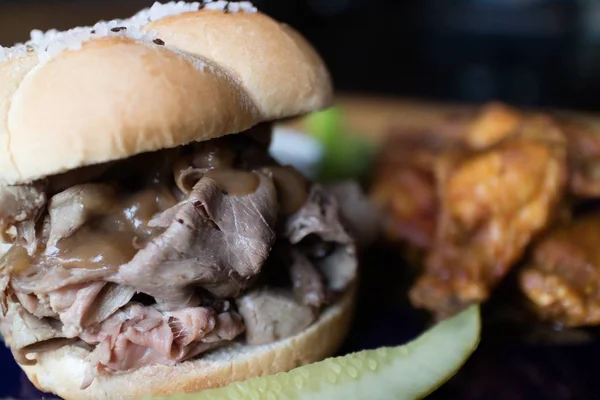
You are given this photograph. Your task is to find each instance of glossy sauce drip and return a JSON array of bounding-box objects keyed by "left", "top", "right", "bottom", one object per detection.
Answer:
[
  {"left": 106, "top": 185, "right": 178, "bottom": 238},
  {"left": 54, "top": 230, "right": 138, "bottom": 270},
  {"left": 10, "top": 185, "right": 177, "bottom": 273},
  {"left": 267, "top": 166, "right": 309, "bottom": 215},
  {"left": 204, "top": 169, "right": 260, "bottom": 196},
  {"left": 1, "top": 245, "right": 32, "bottom": 274},
  {"left": 2, "top": 134, "right": 276, "bottom": 275},
  {"left": 172, "top": 155, "right": 204, "bottom": 194},
  {"left": 192, "top": 142, "right": 236, "bottom": 170},
  {"left": 58, "top": 185, "right": 178, "bottom": 270},
  {"left": 172, "top": 143, "right": 238, "bottom": 194}
]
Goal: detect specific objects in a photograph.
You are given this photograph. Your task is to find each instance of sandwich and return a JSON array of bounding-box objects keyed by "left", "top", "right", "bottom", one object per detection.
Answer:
[{"left": 0, "top": 2, "right": 361, "bottom": 399}]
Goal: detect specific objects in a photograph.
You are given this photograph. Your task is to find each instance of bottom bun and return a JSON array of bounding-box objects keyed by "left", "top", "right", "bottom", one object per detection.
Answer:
[{"left": 21, "top": 284, "right": 356, "bottom": 400}]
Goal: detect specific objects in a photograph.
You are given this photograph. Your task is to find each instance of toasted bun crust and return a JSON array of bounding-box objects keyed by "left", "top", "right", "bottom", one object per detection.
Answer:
[
  {"left": 21, "top": 285, "right": 355, "bottom": 400},
  {"left": 0, "top": 10, "right": 333, "bottom": 185}
]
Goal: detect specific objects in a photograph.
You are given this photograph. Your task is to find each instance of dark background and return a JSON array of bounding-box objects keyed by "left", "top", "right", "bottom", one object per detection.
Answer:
[{"left": 1, "top": 0, "right": 600, "bottom": 112}]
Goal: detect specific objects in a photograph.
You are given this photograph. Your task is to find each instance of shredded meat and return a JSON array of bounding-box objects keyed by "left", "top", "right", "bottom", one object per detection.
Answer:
[
  {"left": 3, "top": 301, "right": 63, "bottom": 352},
  {"left": 325, "top": 181, "right": 381, "bottom": 249},
  {"left": 49, "top": 283, "right": 136, "bottom": 337},
  {"left": 288, "top": 249, "right": 326, "bottom": 308},
  {"left": 0, "top": 128, "right": 362, "bottom": 387},
  {"left": 236, "top": 289, "right": 315, "bottom": 345},
  {"left": 14, "top": 292, "right": 55, "bottom": 319},
  {"left": 113, "top": 172, "right": 278, "bottom": 307},
  {"left": 0, "top": 183, "right": 46, "bottom": 255},
  {"left": 81, "top": 303, "right": 244, "bottom": 388},
  {"left": 46, "top": 184, "right": 117, "bottom": 248},
  {"left": 285, "top": 185, "right": 357, "bottom": 291}
]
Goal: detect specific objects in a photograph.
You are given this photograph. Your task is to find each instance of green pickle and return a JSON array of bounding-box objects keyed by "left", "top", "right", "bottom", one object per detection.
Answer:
[{"left": 149, "top": 305, "right": 481, "bottom": 400}]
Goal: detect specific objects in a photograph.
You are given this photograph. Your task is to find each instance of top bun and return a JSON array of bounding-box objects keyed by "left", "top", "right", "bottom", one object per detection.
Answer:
[{"left": 0, "top": 1, "right": 333, "bottom": 185}]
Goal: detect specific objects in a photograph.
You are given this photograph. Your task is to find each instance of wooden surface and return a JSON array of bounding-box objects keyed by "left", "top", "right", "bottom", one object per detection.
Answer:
[
  {"left": 285, "top": 94, "right": 600, "bottom": 144},
  {"left": 284, "top": 95, "right": 470, "bottom": 143}
]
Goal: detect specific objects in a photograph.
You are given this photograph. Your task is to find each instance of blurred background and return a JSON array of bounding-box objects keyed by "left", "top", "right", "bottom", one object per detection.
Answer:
[{"left": 1, "top": 0, "right": 599, "bottom": 112}]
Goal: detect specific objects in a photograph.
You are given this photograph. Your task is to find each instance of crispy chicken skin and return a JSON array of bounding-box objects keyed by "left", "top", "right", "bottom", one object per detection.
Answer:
[
  {"left": 372, "top": 101, "right": 600, "bottom": 321},
  {"left": 370, "top": 103, "right": 522, "bottom": 250},
  {"left": 464, "top": 102, "right": 523, "bottom": 149},
  {"left": 370, "top": 120, "right": 466, "bottom": 249},
  {"left": 561, "top": 120, "right": 600, "bottom": 198},
  {"left": 370, "top": 165, "right": 437, "bottom": 249},
  {"left": 371, "top": 103, "right": 575, "bottom": 318},
  {"left": 520, "top": 213, "right": 600, "bottom": 327},
  {"left": 370, "top": 136, "right": 440, "bottom": 250},
  {"left": 409, "top": 116, "right": 568, "bottom": 318}
]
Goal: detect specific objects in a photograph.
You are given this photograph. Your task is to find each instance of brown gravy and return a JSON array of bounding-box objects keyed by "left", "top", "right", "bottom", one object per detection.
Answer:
[
  {"left": 109, "top": 185, "right": 178, "bottom": 238},
  {"left": 55, "top": 185, "right": 178, "bottom": 270},
  {"left": 266, "top": 166, "right": 309, "bottom": 215},
  {"left": 192, "top": 142, "right": 236, "bottom": 170},
  {"left": 54, "top": 230, "right": 139, "bottom": 270},
  {"left": 204, "top": 169, "right": 260, "bottom": 196},
  {"left": 4, "top": 185, "right": 178, "bottom": 274},
  {"left": 2, "top": 246, "right": 31, "bottom": 274},
  {"left": 1, "top": 133, "right": 287, "bottom": 275}
]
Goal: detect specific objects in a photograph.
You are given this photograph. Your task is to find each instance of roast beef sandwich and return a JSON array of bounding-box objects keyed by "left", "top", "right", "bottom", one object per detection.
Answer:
[{"left": 0, "top": 2, "right": 362, "bottom": 399}]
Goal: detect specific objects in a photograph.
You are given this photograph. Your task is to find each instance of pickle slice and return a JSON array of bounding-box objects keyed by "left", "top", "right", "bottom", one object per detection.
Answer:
[{"left": 152, "top": 305, "right": 480, "bottom": 400}]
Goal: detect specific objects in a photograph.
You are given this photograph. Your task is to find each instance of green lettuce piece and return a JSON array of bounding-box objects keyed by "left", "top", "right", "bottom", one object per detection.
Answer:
[{"left": 304, "top": 107, "right": 376, "bottom": 184}]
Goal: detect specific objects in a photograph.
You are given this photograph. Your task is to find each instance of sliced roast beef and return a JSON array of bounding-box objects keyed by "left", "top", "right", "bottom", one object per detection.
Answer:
[
  {"left": 11, "top": 263, "right": 114, "bottom": 295},
  {"left": 172, "top": 141, "right": 238, "bottom": 194},
  {"left": 10, "top": 184, "right": 178, "bottom": 295},
  {"left": 164, "top": 307, "right": 216, "bottom": 347},
  {"left": 325, "top": 181, "right": 381, "bottom": 249},
  {"left": 82, "top": 284, "right": 136, "bottom": 328},
  {"left": 113, "top": 172, "right": 278, "bottom": 307},
  {"left": 0, "top": 274, "right": 8, "bottom": 315},
  {"left": 14, "top": 292, "right": 55, "bottom": 319},
  {"left": 47, "top": 282, "right": 135, "bottom": 337},
  {"left": 0, "top": 130, "right": 360, "bottom": 387},
  {"left": 288, "top": 249, "right": 326, "bottom": 308},
  {"left": 48, "top": 282, "right": 104, "bottom": 321},
  {"left": 4, "top": 301, "right": 62, "bottom": 351},
  {"left": 81, "top": 303, "right": 244, "bottom": 388},
  {"left": 285, "top": 185, "right": 357, "bottom": 291},
  {"left": 207, "top": 311, "right": 245, "bottom": 341},
  {"left": 0, "top": 183, "right": 46, "bottom": 255},
  {"left": 48, "top": 282, "right": 105, "bottom": 337},
  {"left": 46, "top": 184, "right": 117, "bottom": 249},
  {"left": 236, "top": 289, "right": 315, "bottom": 345}
]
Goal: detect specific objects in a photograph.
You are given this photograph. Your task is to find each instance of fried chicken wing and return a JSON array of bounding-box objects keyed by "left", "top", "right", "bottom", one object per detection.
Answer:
[
  {"left": 370, "top": 101, "right": 600, "bottom": 320},
  {"left": 370, "top": 122, "right": 466, "bottom": 249},
  {"left": 409, "top": 116, "right": 568, "bottom": 318},
  {"left": 371, "top": 164, "right": 438, "bottom": 249},
  {"left": 465, "top": 103, "right": 600, "bottom": 200},
  {"left": 465, "top": 102, "right": 524, "bottom": 149},
  {"left": 560, "top": 121, "right": 600, "bottom": 198},
  {"left": 520, "top": 212, "right": 600, "bottom": 327}
]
